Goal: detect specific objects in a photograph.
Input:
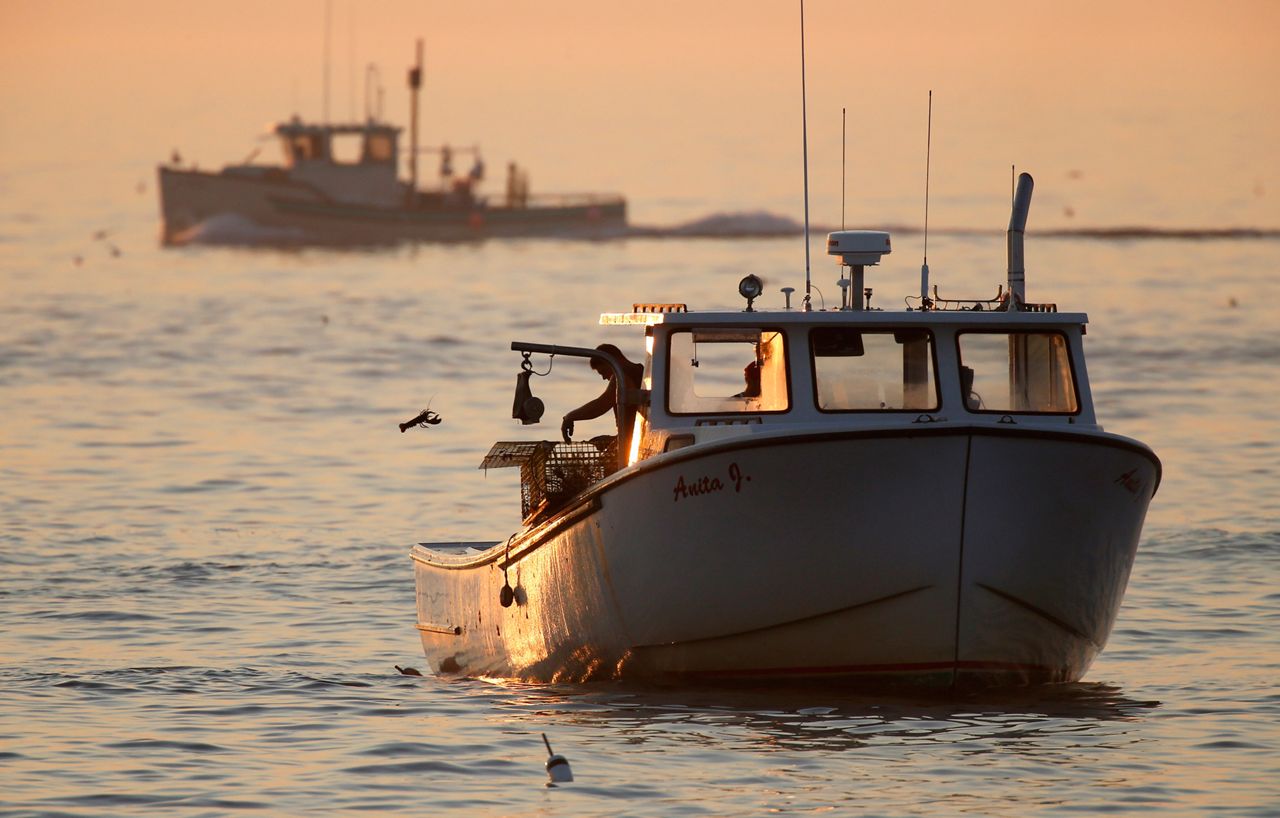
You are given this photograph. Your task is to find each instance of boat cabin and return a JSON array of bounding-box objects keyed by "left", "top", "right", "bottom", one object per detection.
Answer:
[
  {"left": 269, "top": 118, "right": 404, "bottom": 207},
  {"left": 499, "top": 254, "right": 1093, "bottom": 524},
  {"left": 609, "top": 302, "right": 1093, "bottom": 467},
  {"left": 495, "top": 300, "right": 1093, "bottom": 523}
]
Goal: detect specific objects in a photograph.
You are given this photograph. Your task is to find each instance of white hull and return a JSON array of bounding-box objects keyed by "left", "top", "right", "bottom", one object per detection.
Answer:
[
  {"left": 157, "top": 167, "right": 326, "bottom": 242},
  {"left": 413, "top": 426, "right": 1158, "bottom": 687}
]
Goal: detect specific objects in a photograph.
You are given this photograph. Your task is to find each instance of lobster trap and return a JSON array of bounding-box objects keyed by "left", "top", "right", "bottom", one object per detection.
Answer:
[{"left": 480, "top": 437, "right": 620, "bottom": 521}]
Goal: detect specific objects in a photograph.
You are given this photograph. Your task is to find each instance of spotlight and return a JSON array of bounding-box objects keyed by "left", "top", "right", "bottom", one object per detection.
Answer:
[{"left": 738, "top": 275, "right": 764, "bottom": 311}]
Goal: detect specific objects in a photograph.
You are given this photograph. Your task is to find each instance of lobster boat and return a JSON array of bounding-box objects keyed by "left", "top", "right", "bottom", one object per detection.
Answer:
[
  {"left": 158, "top": 41, "right": 625, "bottom": 245},
  {"left": 410, "top": 174, "right": 1160, "bottom": 687}
]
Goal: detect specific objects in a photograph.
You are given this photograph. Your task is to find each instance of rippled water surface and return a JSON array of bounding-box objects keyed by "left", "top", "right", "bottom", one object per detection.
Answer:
[{"left": 2, "top": 159, "right": 1279, "bottom": 815}]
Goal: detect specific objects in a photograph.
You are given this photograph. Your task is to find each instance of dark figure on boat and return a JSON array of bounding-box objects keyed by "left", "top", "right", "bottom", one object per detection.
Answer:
[
  {"left": 734, "top": 360, "right": 762, "bottom": 398},
  {"left": 561, "top": 344, "right": 643, "bottom": 443}
]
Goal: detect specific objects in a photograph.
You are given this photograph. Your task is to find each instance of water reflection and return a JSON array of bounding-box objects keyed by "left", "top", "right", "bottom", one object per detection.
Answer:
[{"left": 479, "top": 677, "right": 1160, "bottom": 754}]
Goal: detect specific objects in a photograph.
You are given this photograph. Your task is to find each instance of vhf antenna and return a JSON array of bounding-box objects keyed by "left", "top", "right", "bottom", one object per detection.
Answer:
[
  {"left": 800, "top": 0, "right": 813, "bottom": 311},
  {"left": 841, "top": 107, "right": 847, "bottom": 230},
  {"left": 920, "top": 90, "right": 933, "bottom": 309},
  {"left": 323, "top": 0, "right": 332, "bottom": 121}
]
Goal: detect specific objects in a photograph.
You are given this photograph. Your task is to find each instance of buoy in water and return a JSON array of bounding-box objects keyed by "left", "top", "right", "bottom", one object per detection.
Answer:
[{"left": 542, "top": 733, "right": 573, "bottom": 784}]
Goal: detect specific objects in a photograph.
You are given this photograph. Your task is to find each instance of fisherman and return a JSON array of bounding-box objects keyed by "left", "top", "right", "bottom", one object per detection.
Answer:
[
  {"left": 561, "top": 344, "right": 644, "bottom": 444},
  {"left": 734, "top": 360, "right": 762, "bottom": 398},
  {"left": 506, "top": 162, "right": 518, "bottom": 207}
]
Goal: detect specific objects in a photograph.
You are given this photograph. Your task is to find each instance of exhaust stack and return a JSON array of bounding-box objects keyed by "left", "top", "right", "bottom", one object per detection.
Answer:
[{"left": 1007, "top": 172, "right": 1034, "bottom": 310}]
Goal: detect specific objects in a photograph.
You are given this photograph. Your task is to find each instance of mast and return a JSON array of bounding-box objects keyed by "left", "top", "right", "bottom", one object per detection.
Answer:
[
  {"left": 800, "top": 0, "right": 813, "bottom": 311},
  {"left": 920, "top": 90, "right": 932, "bottom": 308},
  {"left": 407, "top": 39, "right": 424, "bottom": 206},
  {"left": 323, "top": 0, "right": 332, "bottom": 122}
]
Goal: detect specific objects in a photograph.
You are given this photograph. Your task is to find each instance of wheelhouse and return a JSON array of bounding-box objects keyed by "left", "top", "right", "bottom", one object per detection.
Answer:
[
  {"left": 274, "top": 119, "right": 401, "bottom": 168},
  {"left": 606, "top": 308, "right": 1095, "bottom": 466},
  {"left": 270, "top": 118, "right": 404, "bottom": 206}
]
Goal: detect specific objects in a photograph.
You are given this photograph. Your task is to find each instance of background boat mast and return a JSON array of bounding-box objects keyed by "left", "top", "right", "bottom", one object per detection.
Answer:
[
  {"left": 323, "top": 0, "right": 332, "bottom": 122},
  {"left": 407, "top": 39, "right": 423, "bottom": 206}
]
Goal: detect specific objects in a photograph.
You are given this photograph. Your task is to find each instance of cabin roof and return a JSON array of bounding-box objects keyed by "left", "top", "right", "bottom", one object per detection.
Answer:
[
  {"left": 273, "top": 119, "right": 401, "bottom": 137},
  {"left": 600, "top": 308, "right": 1088, "bottom": 328}
]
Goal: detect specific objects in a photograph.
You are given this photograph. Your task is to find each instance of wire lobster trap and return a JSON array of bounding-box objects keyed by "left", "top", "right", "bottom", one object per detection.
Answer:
[{"left": 480, "top": 437, "right": 620, "bottom": 520}]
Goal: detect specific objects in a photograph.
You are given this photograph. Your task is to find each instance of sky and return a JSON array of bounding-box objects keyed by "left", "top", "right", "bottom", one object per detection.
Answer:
[{"left": 2, "top": 0, "right": 1277, "bottom": 228}]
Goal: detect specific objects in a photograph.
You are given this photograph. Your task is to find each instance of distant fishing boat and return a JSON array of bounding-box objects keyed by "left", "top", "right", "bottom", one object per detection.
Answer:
[
  {"left": 409, "top": 174, "right": 1162, "bottom": 687},
  {"left": 157, "top": 41, "right": 626, "bottom": 244}
]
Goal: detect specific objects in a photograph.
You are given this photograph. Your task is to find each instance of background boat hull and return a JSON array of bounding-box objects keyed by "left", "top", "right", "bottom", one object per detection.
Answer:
[{"left": 158, "top": 166, "right": 626, "bottom": 244}]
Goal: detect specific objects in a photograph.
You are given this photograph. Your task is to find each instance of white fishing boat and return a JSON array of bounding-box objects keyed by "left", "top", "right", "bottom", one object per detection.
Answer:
[
  {"left": 410, "top": 174, "right": 1161, "bottom": 687},
  {"left": 157, "top": 41, "right": 625, "bottom": 245}
]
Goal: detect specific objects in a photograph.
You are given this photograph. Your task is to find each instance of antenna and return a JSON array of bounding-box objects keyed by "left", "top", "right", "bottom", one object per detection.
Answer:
[
  {"left": 920, "top": 90, "right": 933, "bottom": 308},
  {"left": 323, "top": 0, "right": 332, "bottom": 121},
  {"left": 348, "top": 5, "right": 356, "bottom": 120},
  {"left": 841, "top": 107, "right": 847, "bottom": 230},
  {"left": 800, "top": 0, "right": 813, "bottom": 312}
]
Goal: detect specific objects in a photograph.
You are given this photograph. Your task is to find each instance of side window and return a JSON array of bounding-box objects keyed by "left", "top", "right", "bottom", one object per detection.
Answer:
[
  {"left": 811, "top": 328, "right": 938, "bottom": 411},
  {"left": 287, "top": 134, "right": 328, "bottom": 162},
  {"left": 363, "top": 133, "right": 395, "bottom": 163},
  {"left": 956, "top": 331, "right": 1079, "bottom": 413},
  {"left": 667, "top": 329, "right": 788, "bottom": 414}
]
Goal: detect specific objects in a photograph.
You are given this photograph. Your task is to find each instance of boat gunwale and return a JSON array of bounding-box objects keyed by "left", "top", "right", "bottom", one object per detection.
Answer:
[{"left": 411, "top": 496, "right": 601, "bottom": 570}]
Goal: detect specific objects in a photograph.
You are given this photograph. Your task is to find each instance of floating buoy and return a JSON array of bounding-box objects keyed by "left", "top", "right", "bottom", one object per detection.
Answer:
[{"left": 542, "top": 733, "right": 573, "bottom": 784}]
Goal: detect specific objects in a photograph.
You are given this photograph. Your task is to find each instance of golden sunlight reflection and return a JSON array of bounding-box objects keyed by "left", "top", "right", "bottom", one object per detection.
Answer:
[{"left": 1, "top": 2, "right": 1277, "bottom": 811}]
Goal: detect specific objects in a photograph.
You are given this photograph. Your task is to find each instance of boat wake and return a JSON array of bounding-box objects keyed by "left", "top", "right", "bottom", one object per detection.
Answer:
[
  {"left": 628, "top": 210, "right": 810, "bottom": 238},
  {"left": 166, "top": 213, "right": 312, "bottom": 247}
]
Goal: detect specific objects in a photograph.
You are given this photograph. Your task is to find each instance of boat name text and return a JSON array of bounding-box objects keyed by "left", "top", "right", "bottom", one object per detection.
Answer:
[{"left": 673, "top": 462, "right": 752, "bottom": 503}]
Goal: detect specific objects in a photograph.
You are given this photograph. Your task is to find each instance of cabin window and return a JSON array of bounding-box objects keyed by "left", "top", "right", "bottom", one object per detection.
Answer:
[
  {"left": 810, "top": 328, "right": 939, "bottom": 412},
  {"left": 667, "top": 328, "right": 789, "bottom": 415},
  {"left": 330, "top": 133, "right": 364, "bottom": 164},
  {"left": 286, "top": 133, "right": 328, "bottom": 162},
  {"left": 363, "top": 133, "right": 395, "bottom": 163},
  {"left": 956, "top": 331, "right": 1079, "bottom": 414}
]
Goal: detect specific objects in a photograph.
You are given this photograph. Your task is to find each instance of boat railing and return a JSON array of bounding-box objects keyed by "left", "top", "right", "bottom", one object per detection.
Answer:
[
  {"left": 514, "top": 192, "right": 626, "bottom": 209},
  {"left": 924, "top": 284, "right": 1057, "bottom": 313}
]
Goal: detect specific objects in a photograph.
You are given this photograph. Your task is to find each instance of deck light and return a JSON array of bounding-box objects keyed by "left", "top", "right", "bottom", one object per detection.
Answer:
[{"left": 738, "top": 275, "right": 764, "bottom": 311}]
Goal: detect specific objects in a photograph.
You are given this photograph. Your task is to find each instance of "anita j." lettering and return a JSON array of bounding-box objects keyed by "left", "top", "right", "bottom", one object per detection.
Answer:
[{"left": 673, "top": 462, "right": 751, "bottom": 503}]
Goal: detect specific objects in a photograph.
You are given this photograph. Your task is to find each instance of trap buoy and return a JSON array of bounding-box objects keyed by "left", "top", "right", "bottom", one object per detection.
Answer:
[{"left": 542, "top": 733, "right": 573, "bottom": 784}]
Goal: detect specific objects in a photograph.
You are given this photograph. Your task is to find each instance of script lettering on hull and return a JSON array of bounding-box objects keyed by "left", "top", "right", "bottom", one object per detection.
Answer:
[{"left": 673, "top": 462, "right": 752, "bottom": 503}]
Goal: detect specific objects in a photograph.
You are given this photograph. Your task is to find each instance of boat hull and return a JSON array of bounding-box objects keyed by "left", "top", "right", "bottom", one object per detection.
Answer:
[
  {"left": 158, "top": 166, "right": 626, "bottom": 244},
  {"left": 413, "top": 427, "right": 1158, "bottom": 687}
]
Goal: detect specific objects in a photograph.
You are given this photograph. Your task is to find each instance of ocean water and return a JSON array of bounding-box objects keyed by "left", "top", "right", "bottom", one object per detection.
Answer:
[{"left": 2, "top": 154, "right": 1279, "bottom": 816}]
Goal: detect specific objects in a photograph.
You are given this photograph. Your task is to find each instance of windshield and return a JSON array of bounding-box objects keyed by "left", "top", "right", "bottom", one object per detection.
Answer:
[
  {"left": 811, "top": 328, "right": 938, "bottom": 412},
  {"left": 956, "top": 331, "right": 1079, "bottom": 413}
]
